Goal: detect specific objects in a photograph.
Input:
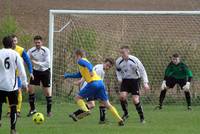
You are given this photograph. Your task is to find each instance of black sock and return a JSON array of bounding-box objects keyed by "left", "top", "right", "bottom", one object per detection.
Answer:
[
  {"left": 73, "top": 109, "right": 84, "bottom": 116},
  {"left": 46, "top": 96, "right": 52, "bottom": 113},
  {"left": 135, "top": 102, "right": 144, "bottom": 120},
  {"left": 184, "top": 91, "right": 191, "bottom": 107},
  {"left": 159, "top": 89, "right": 167, "bottom": 107},
  {"left": 73, "top": 104, "right": 89, "bottom": 117},
  {"left": 99, "top": 106, "right": 106, "bottom": 121},
  {"left": 120, "top": 100, "right": 128, "bottom": 115},
  {"left": 29, "top": 94, "right": 36, "bottom": 111},
  {"left": 10, "top": 105, "right": 17, "bottom": 130},
  {"left": 0, "top": 103, "right": 2, "bottom": 120}
]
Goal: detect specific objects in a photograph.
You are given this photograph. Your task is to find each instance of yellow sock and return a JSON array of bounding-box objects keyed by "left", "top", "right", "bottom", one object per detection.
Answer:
[
  {"left": 77, "top": 99, "right": 89, "bottom": 112},
  {"left": 17, "top": 90, "right": 22, "bottom": 112},
  {"left": 109, "top": 106, "right": 123, "bottom": 122}
]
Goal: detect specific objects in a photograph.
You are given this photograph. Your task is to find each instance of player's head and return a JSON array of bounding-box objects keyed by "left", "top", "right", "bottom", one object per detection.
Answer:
[
  {"left": 34, "top": 35, "right": 43, "bottom": 49},
  {"left": 2, "top": 36, "right": 14, "bottom": 48},
  {"left": 103, "top": 58, "right": 114, "bottom": 70},
  {"left": 11, "top": 34, "right": 18, "bottom": 49},
  {"left": 75, "top": 49, "right": 86, "bottom": 60},
  {"left": 171, "top": 53, "right": 180, "bottom": 65},
  {"left": 120, "top": 46, "right": 130, "bottom": 59}
]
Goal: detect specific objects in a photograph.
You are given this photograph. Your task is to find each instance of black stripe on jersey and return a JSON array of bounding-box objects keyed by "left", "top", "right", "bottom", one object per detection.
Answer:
[
  {"left": 128, "top": 58, "right": 136, "bottom": 64},
  {"left": 13, "top": 57, "right": 17, "bottom": 90},
  {"left": 41, "top": 48, "right": 46, "bottom": 52},
  {"left": 118, "top": 59, "right": 124, "bottom": 65},
  {"left": 31, "top": 48, "right": 37, "bottom": 53}
]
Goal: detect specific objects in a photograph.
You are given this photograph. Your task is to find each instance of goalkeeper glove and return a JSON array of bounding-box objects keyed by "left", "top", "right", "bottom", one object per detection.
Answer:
[
  {"left": 161, "top": 80, "right": 167, "bottom": 90},
  {"left": 183, "top": 82, "right": 190, "bottom": 91}
]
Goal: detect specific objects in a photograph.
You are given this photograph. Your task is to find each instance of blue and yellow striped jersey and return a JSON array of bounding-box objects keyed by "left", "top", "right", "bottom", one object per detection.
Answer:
[{"left": 78, "top": 58, "right": 101, "bottom": 83}]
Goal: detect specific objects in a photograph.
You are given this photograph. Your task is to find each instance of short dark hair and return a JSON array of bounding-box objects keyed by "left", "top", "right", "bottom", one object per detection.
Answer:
[
  {"left": 120, "top": 46, "right": 129, "bottom": 50},
  {"left": 34, "top": 35, "right": 43, "bottom": 41},
  {"left": 75, "top": 49, "right": 85, "bottom": 57},
  {"left": 11, "top": 34, "right": 17, "bottom": 38},
  {"left": 172, "top": 53, "right": 179, "bottom": 58},
  {"left": 104, "top": 58, "right": 114, "bottom": 66},
  {"left": 2, "top": 36, "right": 13, "bottom": 48}
]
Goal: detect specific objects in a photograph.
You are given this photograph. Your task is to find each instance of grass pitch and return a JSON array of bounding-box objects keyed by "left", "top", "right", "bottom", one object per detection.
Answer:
[{"left": 1, "top": 103, "right": 199, "bottom": 134}]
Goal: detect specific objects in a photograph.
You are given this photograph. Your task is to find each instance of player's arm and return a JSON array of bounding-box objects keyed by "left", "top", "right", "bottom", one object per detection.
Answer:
[
  {"left": 22, "top": 50, "right": 33, "bottom": 74},
  {"left": 135, "top": 58, "right": 150, "bottom": 90},
  {"left": 78, "top": 59, "right": 93, "bottom": 76},
  {"left": 32, "top": 49, "right": 50, "bottom": 68},
  {"left": 183, "top": 64, "right": 193, "bottom": 91},
  {"left": 64, "top": 72, "right": 82, "bottom": 78},
  {"left": 184, "top": 64, "right": 193, "bottom": 82},
  {"left": 115, "top": 60, "right": 122, "bottom": 83},
  {"left": 16, "top": 53, "right": 28, "bottom": 88}
]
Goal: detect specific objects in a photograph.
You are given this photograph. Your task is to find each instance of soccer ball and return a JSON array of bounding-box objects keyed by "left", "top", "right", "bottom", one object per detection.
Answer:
[{"left": 32, "top": 112, "right": 45, "bottom": 125}]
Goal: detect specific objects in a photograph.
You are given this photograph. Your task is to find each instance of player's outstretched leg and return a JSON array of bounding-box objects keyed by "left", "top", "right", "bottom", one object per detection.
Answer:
[
  {"left": 103, "top": 101, "right": 124, "bottom": 126},
  {"left": 69, "top": 104, "right": 91, "bottom": 121},
  {"left": 184, "top": 91, "right": 192, "bottom": 110}
]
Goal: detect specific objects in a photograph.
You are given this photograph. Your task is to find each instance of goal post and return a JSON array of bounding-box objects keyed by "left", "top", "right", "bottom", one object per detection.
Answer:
[{"left": 49, "top": 10, "right": 200, "bottom": 104}]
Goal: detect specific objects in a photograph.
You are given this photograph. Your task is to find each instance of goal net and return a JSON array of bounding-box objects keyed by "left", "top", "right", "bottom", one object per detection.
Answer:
[{"left": 49, "top": 10, "right": 200, "bottom": 105}]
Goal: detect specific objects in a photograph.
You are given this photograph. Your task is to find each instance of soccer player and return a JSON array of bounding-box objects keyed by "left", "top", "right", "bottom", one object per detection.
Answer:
[
  {"left": 6, "top": 34, "right": 33, "bottom": 117},
  {"left": 116, "top": 46, "right": 150, "bottom": 123},
  {"left": 155, "top": 53, "right": 193, "bottom": 110},
  {"left": 63, "top": 49, "right": 124, "bottom": 126},
  {"left": 0, "top": 36, "right": 28, "bottom": 134},
  {"left": 69, "top": 58, "right": 114, "bottom": 124},
  {"left": 27, "top": 35, "right": 52, "bottom": 117}
]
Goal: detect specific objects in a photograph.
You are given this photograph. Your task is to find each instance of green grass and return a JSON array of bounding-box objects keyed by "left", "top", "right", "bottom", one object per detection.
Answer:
[{"left": 1, "top": 103, "right": 200, "bottom": 134}]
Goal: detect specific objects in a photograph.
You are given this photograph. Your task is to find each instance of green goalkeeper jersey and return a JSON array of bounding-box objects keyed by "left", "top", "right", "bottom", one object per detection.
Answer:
[{"left": 164, "top": 62, "right": 193, "bottom": 80}]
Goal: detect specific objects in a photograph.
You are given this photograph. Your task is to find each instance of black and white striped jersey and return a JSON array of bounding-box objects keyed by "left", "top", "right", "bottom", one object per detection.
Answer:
[
  {"left": 27, "top": 46, "right": 50, "bottom": 71},
  {"left": 116, "top": 55, "right": 149, "bottom": 84}
]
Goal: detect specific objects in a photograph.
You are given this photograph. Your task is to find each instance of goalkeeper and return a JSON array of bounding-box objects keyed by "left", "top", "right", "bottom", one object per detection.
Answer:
[
  {"left": 156, "top": 53, "right": 193, "bottom": 110},
  {"left": 63, "top": 49, "right": 124, "bottom": 126}
]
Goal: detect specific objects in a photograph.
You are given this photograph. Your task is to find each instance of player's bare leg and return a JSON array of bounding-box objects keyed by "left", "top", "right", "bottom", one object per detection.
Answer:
[
  {"left": 44, "top": 87, "right": 52, "bottom": 117},
  {"left": 132, "top": 95, "right": 145, "bottom": 123},
  {"left": 27, "top": 85, "right": 36, "bottom": 117},
  {"left": 101, "top": 100, "right": 124, "bottom": 126},
  {"left": 119, "top": 92, "right": 129, "bottom": 121}
]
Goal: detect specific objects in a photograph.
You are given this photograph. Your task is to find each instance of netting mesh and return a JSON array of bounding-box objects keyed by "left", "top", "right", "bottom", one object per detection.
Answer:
[{"left": 51, "top": 12, "right": 200, "bottom": 105}]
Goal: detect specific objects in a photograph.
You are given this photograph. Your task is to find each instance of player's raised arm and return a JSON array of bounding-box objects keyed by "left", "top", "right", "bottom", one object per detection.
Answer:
[{"left": 64, "top": 72, "right": 82, "bottom": 78}]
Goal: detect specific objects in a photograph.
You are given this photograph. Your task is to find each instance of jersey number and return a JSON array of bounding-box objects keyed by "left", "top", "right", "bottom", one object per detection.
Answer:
[{"left": 4, "top": 57, "right": 10, "bottom": 69}]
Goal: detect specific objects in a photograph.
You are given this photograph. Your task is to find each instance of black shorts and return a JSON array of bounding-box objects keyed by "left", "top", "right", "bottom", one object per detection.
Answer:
[
  {"left": 0, "top": 90, "right": 18, "bottom": 105},
  {"left": 30, "top": 69, "right": 51, "bottom": 87},
  {"left": 166, "top": 77, "right": 187, "bottom": 89},
  {"left": 120, "top": 79, "right": 141, "bottom": 95}
]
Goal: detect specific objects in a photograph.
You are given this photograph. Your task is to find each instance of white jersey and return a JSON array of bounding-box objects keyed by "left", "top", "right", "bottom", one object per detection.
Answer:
[
  {"left": 80, "top": 64, "right": 105, "bottom": 90},
  {"left": 0, "top": 48, "right": 27, "bottom": 91},
  {"left": 116, "top": 55, "right": 149, "bottom": 84},
  {"left": 27, "top": 46, "right": 50, "bottom": 71}
]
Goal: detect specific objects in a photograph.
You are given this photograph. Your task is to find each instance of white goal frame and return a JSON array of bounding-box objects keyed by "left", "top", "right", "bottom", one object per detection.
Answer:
[{"left": 48, "top": 10, "right": 200, "bottom": 93}]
